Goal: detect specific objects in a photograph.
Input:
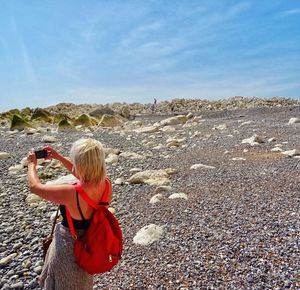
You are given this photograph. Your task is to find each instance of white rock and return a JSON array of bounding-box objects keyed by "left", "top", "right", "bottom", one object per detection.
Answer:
[
  {"left": 119, "top": 151, "right": 145, "bottom": 159},
  {"left": 8, "top": 164, "right": 24, "bottom": 174},
  {"left": 168, "top": 192, "right": 188, "bottom": 200},
  {"left": 186, "top": 112, "right": 194, "bottom": 119},
  {"left": 0, "top": 152, "right": 10, "bottom": 160},
  {"left": 232, "top": 157, "right": 246, "bottom": 161},
  {"left": 105, "top": 153, "right": 119, "bottom": 164},
  {"left": 288, "top": 117, "right": 299, "bottom": 124},
  {"left": 128, "top": 169, "right": 170, "bottom": 186},
  {"left": 46, "top": 174, "right": 78, "bottom": 185},
  {"left": 239, "top": 121, "right": 253, "bottom": 127},
  {"left": 190, "top": 164, "right": 216, "bottom": 170},
  {"left": 133, "top": 224, "right": 163, "bottom": 245},
  {"left": 214, "top": 124, "right": 227, "bottom": 130},
  {"left": 241, "top": 135, "right": 264, "bottom": 146},
  {"left": 25, "top": 128, "right": 38, "bottom": 135},
  {"left": 160, "top": 115, "right": 188, "bottom": 126},
  {"left": 26, "top": 194, "right": 42, "bottom": 204},
  {"left": 160, "top": 126, "right": 176, "bottom": 132},
  {"left": 0, "top": 253, "right": 17, "bottom": 266},
  {"left": 129, "top": 167, "right": 142, "bottom": 173},
  {"left": 281, "top": 149, "right": 299, "bottom": 157},
  {"left": 150, "top": 194, "right": 164, "bottom": 204},
  {"left": 114, "top": 178, "right": 125, "bottom": 185},
  {"left": 135, "top": 126, "right": 160, "bottom": 133},
  {"left": 104, "top": 147, "right": 120, "bottom": 155},
  {"left": 42, "top": 135, "right": 57, "bottom": 143},
  {"left": 271, "top": 147, "right": 283, "bottom": 152},
  {"left": 268, "top": 137, "right": 276, "bottom": 142}
]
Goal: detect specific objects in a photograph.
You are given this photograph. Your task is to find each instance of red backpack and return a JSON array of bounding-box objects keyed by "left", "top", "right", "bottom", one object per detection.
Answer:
[{"left": 66, "top": 178, "right": 123, "bottom": 275}]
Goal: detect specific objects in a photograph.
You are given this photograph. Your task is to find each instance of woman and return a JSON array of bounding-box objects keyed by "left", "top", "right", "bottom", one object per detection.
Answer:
[{"left": 27, "top": 138, "right": 111, "bottom": 290}]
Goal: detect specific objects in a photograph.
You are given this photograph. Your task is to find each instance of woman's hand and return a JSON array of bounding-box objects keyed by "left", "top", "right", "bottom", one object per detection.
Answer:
[
  {"left": 27, "top": 150, "right": 37, "bottom": 167},
  {"left": 43, "top": 146, "right": 60, "bottom": 160}
]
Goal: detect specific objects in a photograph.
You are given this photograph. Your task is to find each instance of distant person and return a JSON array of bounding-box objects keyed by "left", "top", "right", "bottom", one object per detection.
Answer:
[
  {"left": 170, "top": 104, "right": 175, "bottom": 114},
  {"left": 150, "top": 98, "right": 158, "bottom": 114},
  {"left": 27, "top": 139, "right": 111, "bottom": 290}
]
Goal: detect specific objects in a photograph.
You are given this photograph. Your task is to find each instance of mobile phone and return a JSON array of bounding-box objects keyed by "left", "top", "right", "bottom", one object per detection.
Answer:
[{"left": 35, "top": 149, "right": 48, "bottom": 159}]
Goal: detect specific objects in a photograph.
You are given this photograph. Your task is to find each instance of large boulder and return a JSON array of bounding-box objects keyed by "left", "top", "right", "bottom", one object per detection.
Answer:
[
  {"left": 31, "top": 108, "right": 52, "bottom": 122},
  {"left": 119, "top": 105, "right": 134, "bottom": 120},
  {"left": 53, "top": 113, "right": 71, "bottom": 124},
  {"left": 57, "top": 119, "right": 76, "bottom": 131},
  {"left": 89, "top": 106, "right": 115, "bottom": 119},
  {"left": 128, "top": 169, "right": 171, "bottom": 186},
  {"left": 159, "top": 115, "right": 188, "bottom": 126},
  {"left": 10, "top": 114, "right": 33, "bottom": 131},
  {"left": 1, "top": 108, "right": 21, "bottom": 118},
  {"left": 98, "top": 115, "right": 123, "bottom": 127},
  {"left": 133, "top": 224, "right": 164, "bottom": 245},
  {"left": 74, "top": 114, "right": 98, "bottom": 127},
  {"left": 20, "top": 107, "right": 32, "bottom": 116}
]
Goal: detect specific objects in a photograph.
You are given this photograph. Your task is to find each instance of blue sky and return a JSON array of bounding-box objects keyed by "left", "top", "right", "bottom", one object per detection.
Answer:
[{"left": 0, "top": 0, "right": 299, "bottom": 112}]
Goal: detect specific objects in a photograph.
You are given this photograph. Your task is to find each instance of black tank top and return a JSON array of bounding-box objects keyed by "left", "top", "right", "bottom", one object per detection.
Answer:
[{"left": 60, "top": 191, "right": 91, "bottom": 230}]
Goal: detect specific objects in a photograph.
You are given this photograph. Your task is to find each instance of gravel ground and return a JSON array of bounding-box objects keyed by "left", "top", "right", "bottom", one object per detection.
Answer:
[{"left": 0, "top": 105, "right": 299, "bottom": 290}]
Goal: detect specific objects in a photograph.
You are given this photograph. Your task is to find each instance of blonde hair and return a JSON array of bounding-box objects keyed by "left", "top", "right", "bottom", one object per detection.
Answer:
[{"left": 70, "top": 138, "right": 106, "bottom": 183}]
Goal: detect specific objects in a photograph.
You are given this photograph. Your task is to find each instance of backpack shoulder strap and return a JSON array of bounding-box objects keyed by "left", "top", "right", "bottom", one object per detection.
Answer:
[
  {"left": 75, "top": 177, "right": 111, "bottom": 209},
  {"left": 65, "top": 208, "right": 77, "bottom": 240},
  {"left": 75, "top": 183, "right": 99, "bottom": 209}
]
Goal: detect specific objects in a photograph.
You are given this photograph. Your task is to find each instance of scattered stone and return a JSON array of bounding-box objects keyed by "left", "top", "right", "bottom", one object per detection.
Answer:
[
  {"left": 271, "top": 147, "right": 283, "bottom": 152},
  {"left": 242, "top": 134, "right": 264, "bottom": 146},
  {"left": 42, "top": 135, "right": 57, "bottom": 143},
  {"left": 133, "top": 224, "right": 163, "bottom": 245},
  {"left": 239, "top": 120, "right": 253, "bottom": 127},
  {"left": 105, "top": 153, "right": 119, "bottom": 164},
  {"left": 159, "top": 115, "right": 188, "bottom": 126},
  {"left": 288, "top": 117, "right": 299, "bottom": 124},
  {"left": 10, "top": 282, "right": 24, "bottom": 289},
  {"left": 25, "top": 194, "right": 42, "bottom": 205},
  {"left": 0, "top": 253, "right": 17, "bottom": 266},
  {"left": 128, "top": 169, "right": 170, "bottom": 186},
  {"left": 119, "top": 152, "right": 145, "bottom": 159},
  {"left": 150, "top": 194, "right": 164, "bottom": 204},
  {"left": 135, "top": 126, "right": 159, "bottom": 134},
  {"left": 168, "top": 192, "right": 188, "bottom": 200},
  {"left": 232, "top": 157, "right": 246, "bottom": 161},
  {"left": 190, "top": 164, "right": 216, "bottom": 170},
  {"left": 46, "top": 174, "right": 78, "bottom": 185},
  {"left": 213, "top": 124, "right": 227, "bottom": 130},
  {"left": 114, "top": 178, "right": 125, "bottom": 185},
  {"left": 281, "top": 149, "right": 299, "bottom": 157},
  {"left": 0, "top": 152, "right": 10, "bottom": 160}
]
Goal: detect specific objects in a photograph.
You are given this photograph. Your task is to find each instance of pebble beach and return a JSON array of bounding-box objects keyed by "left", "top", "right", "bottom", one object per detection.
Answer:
[{"left": 0, "top": 100, "right": 300, "bottom": 289}]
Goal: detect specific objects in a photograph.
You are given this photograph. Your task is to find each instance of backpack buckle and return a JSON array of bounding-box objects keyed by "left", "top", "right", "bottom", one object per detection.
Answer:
[
  {"left": 109, "top": 254, "right": 112, "bottom": 263},
  {"left": 72, "top": 234, "right": 78, "bottom": 240}
]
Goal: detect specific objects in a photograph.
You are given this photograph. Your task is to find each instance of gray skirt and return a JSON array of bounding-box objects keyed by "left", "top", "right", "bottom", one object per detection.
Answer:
[{"left": 39, "top": 223, "right": 93, "bottom": 290}]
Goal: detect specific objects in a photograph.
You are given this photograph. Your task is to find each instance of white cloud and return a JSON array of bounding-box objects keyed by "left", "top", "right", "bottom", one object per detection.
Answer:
[{"left": 280, "top": 9, "right": 300, "bottom": 16}]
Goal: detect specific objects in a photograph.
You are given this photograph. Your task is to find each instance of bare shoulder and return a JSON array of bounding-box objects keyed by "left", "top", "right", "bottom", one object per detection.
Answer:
[{"left": 29, "top": 183, "right": 76, "bottom": 205}]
